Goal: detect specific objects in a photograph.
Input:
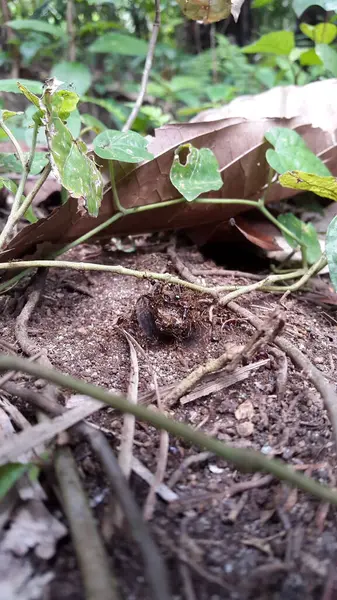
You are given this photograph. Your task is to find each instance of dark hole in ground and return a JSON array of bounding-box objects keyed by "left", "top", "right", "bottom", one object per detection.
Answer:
[{"left": 200, "top": 240, "right": 271, "bottom": 272}]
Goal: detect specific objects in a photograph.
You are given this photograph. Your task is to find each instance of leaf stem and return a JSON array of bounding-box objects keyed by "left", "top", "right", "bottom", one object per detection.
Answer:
[
  {"left": 108, "top": 161, "right": 127, "bottom": 214},
  {"left": 0, "top": 121, "right": 39, "bottom": 250}
]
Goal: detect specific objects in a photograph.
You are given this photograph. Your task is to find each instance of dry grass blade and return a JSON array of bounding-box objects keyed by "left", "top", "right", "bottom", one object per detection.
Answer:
[
  {"left": 0, "top": 397, "right": 104, "bottom": 464},
  {"left": 180, "top": 359, "right": 269, "bottom": 405},
  {"left": 131, "top": 456, "right": 178, "bottom": 502},
  {"left": 55, "top": 446, "right": 120, "bottom": 600},
  {"left": 121, "top": 330, "right": 169, "bottom": 521},
  {"left": 114, "top": 332, "right": 139, "bottom": 527}
]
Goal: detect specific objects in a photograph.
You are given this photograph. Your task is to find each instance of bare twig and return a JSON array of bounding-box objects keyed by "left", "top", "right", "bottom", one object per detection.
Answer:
[
  {"left": 114, "top": 334, "right": 139, "bottom": 527},
  {"left": 227, "top": 301, "right": 337, "bottom": 451},
  {"left": 1, "top": 381, "right": 172, "bottom": 599},
  {"left": 15, "top": 271, "right": 48, "bottom": 357},
  {"left": 155, "top": 527, "right": 232, "bottom": 591},
  {"left": 164, "top": 310, "right": 284, "bottom": 407},
  {"left": 120, "top": 330, "right": 169, "bottom": 521},
  {"left": 169, "top": 474, "right": 274, "bottom": 511},
  {"left": 0, "top": 355, "right": 336, "bottom": 505},
  {"left": 0, "top": 121, "right": 39, "bottom": 250},
  {"left": 168, "top": 451, "right": 214, "bottom": 488},
  {"left": 169, "top": 245, "right": 337, "bottom": 449},
  {"left": 0, "top": 396, "right": 103, "bottom": 464},
  {"left": 122, "top": 0, "right": 161, "bottom": 131},
  {"left": 180, "top": 359, "right": 269, "bottom": 405},
  {"left": 191, "top": 268, "right": 263, "bottom": 281},
  {"left": 132, "top": 456, "right": 178, "bottom": 502},
  {"left": 54, "top": 446, "right": 119, "bottom": 600},
  {"left": 82, "top": 424, "right": 171, "bottom": 600}
]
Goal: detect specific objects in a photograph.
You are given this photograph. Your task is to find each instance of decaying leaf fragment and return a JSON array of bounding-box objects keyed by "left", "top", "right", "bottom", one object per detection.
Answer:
[{"left": 176, "top": 0, "right": 245, "bottom": 23}]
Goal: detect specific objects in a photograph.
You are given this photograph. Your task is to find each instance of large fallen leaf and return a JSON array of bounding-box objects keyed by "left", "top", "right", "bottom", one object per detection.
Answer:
[{"left": 2, "top": 79, "right": 337, "bottom": 262}]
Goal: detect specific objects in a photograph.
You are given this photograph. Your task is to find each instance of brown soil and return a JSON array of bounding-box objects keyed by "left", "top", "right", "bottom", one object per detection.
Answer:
[{"left": 1, "top": 238, "right": 337, "bottom": 600}]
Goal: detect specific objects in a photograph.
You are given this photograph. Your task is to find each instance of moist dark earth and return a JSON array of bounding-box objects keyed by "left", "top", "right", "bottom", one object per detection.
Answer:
[{"left": 1, "top": 238, "right": 337, "bottom": 600}]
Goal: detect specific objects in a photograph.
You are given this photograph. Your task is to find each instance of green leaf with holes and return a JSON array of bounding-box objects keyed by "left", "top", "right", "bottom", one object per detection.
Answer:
[
  {"left": 327, "top": 215, "right": 337, "bottom": 290},
  {"left": 170, "top": 144, "right": 222, "bottom": 202},
  {"left": 46, "top": 116, "right": 102, "bottom": 216},
  {"left": 265, "top": 127, "right": 331, "bottom": 176},
  {"left": 93, "top": 130, "right": 153, "bottom": 163},
  {"left": 278, "top": 213, "right": 321, "bottom": 264},
  {"left": 0, "top": 463, "right": 29, "bottom": 500},
  {"left": 279, "top": 171, "right": 337, "bottom": 201}
]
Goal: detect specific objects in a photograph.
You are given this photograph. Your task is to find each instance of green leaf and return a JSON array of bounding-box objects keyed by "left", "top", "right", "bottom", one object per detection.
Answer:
[
  {"left": 81, "top": 96, "right": 126, "bottom": 128},
  {"left": 300, "top": 22, "right": 337, "bottom": 44},
  {"left": 279, "top": 171, "right": 337, "bottom": 201},
  {"left": 0, "top": 174, "right": 36, "bottom": 221},
  {"left": 66, "top": 109, "right": 81, "bottom": 139},
  {"left": 0, "top": 110, "right": 21, "bottom": 121},
  {"left": 80, "top": 114, "right": 106, "bottom": 134},
  {"left": 7, "top": 19, "right": 65, "bottom": 38},
  {"left": 0, "top": 79, "right": 43, "bottom": 94},
  {"left": 0, "top": 177, "right": 17, "bottom": 194},
  {"left": 299, "top": 48, "right": 323, "bottom": 66},
  {"left": 293, "top": 0, "right": 337, "bottom": 17},
  {"left": 265, "top": 127, "right": 331, "bottom": 176},
  {"left": 252, "top": 0, "right": 274, "bottom": 6},
  {"left": 89, "top": 32, "right": 148, "bottom": 56},
  {"left": 51, "top": 62, "right": 92, "bottom": 96},
  {"left": 242, "top": 31, "right": 295, "bottom": 56},
  {"left": 46, "top": 116, "right": 103, "bottom": 216},
  {"left": 93, "top": 130, "right": 154, "bottom": 163},
  {"left": 326, "top": 215, "right": 337, "bottom": 290},
  {"left": 17, "top": 82, "right": 41, "bottom": 107},
  {"left": 51, "top": 90, "right": 79, "bottom": 120},
  {"left": 0, "top": 463, "right": 28, "bottom": 500},
  {"left": 316, "top": 43, "right": 337, "bottom": 76},
  {"left": 170, "top": 144, "right": 222, "bottom": 202},
  {"left": 278, "top": 213, "right": 322, "bottom": 264},
  {"left": 0, "top": 152, "right": 48, "bottom": 175}
]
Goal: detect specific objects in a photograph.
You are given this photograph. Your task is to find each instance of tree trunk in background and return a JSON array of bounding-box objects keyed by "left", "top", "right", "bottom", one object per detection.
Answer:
[
  {"left": 1, "top": 0, "right": 20, "bottom": 78},
  {"left": 66, "top": 0, "right": 76, "bottom": 62}
]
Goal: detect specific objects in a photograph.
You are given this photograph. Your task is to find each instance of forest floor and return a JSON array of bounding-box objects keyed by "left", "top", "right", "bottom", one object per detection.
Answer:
[{"left": 1, "top": 236, "right": 337, "bottom": 600}]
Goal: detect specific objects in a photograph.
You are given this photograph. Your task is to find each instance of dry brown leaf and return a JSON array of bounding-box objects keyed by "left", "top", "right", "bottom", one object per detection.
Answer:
[{"left": 2, "top": 80, "right": 337, "bottom": 262}]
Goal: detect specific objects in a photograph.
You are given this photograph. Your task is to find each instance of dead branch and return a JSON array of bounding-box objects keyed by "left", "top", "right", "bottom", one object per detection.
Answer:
[
  {"left": 54, "top": 446, "right": 119, "bottom": 600},
  {"left": 82, "top": 424, "right": 171, "bottom": 600}
]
